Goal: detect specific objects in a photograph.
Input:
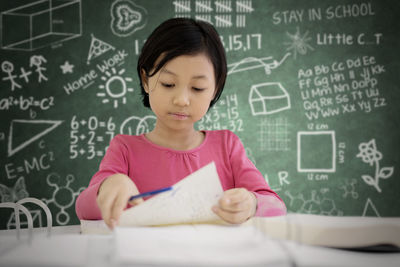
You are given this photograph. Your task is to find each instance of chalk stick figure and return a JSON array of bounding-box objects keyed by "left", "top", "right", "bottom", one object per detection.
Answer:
[
  {"left": 1, "top": 61, "right": 21, "bottom": 91},
  {"left": 30, "top": 55, "right": 48, "bottom": 83}
]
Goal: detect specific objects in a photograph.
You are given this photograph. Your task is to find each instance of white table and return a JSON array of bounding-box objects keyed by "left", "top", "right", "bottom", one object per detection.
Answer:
[{"left": 0, "top": 224, "right": 399, "bottom": 267}]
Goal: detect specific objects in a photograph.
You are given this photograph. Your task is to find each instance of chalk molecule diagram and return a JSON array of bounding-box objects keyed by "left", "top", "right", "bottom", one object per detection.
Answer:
[{"left": 42, "top": 173, "right": 85, "bottom": 225}]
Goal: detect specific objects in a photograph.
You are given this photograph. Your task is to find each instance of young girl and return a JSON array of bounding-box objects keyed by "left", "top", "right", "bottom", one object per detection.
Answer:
[{"left": 75, "top": 18, "right": 286, "bottom": 229}]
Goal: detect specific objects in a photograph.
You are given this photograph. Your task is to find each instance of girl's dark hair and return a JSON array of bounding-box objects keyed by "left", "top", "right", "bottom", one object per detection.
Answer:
[{"left": 137, "top": 18, "right": 227, "bottom": 108}]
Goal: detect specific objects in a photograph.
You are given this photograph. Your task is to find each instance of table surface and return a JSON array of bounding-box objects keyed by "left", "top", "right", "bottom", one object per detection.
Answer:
[{"left": 0, "top": 224, "right": 399, "bottom": 267}]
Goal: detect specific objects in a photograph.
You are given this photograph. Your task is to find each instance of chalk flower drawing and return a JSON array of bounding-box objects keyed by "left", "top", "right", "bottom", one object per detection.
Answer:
[{"left": 357, "top": 139, "right": 394, "bottom": 193}]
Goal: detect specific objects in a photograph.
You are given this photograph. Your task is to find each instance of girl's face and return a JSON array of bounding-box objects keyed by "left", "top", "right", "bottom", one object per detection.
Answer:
[{"left": 143, "top": 53, "right": 216, "bottom": 132}]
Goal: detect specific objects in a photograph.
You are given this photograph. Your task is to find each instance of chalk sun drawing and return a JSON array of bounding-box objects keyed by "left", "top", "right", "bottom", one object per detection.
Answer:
[{"left": 96, "top": 67, "right": 134, "bottom": 108}]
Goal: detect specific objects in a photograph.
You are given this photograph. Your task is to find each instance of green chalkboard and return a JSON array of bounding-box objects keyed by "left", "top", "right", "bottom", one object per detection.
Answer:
[{"left": 1, "top": 0, "right": 399, "bottom": 229}]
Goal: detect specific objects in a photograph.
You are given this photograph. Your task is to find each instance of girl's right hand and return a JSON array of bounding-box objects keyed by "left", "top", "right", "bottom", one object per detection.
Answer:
[{"left": 96, "top": 174, "right": 144, "bottom": 229}]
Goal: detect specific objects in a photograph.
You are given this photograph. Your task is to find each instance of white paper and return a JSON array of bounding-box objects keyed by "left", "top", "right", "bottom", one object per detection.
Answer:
[{"left": 119, "top": 161, "right": 224, "bottom": 226}]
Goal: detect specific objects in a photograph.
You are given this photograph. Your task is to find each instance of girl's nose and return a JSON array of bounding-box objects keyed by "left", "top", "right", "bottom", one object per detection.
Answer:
[{"left": 172, "top": 88, "right": 190, "bottom": 107}]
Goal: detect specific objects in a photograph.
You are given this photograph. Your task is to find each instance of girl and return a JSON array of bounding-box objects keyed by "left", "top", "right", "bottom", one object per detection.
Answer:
[{"left": 75, "top": 18, "right": 286, "bottom": 229}]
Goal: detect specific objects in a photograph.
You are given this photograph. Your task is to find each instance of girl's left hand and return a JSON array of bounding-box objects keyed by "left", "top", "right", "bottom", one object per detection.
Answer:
[{"left": 212, "top": 188, "right": 257, "bottom": 224}]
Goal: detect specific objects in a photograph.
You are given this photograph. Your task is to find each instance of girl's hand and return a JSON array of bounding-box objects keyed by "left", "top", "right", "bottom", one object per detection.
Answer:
[
  {"left": 96, "top": 174, "right": 144, "bottom": 229},
  {"left": 212, "top": 188, "right": 257, "bottom": 224}
]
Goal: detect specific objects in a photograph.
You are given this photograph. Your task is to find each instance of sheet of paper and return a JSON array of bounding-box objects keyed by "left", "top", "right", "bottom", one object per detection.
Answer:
[
  {"left": 113, "top": 224, "right": 288, "bottom": 266},
  {"left": 119, "top": 161, "right": 224, "bottom": 226}
]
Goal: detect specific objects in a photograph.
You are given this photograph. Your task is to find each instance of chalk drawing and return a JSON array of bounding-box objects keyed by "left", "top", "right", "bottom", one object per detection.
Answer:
[
  {"left": 284, "top": 26, "right": 314, "bottom": 59},
  {"left": 362, "top": 198, "right": 380, "bottom": 217},
  {"left": 110, "top": 0, "right": 148, "bottom": 37},
  {"left": 1, "top": 0, "right": 82, "bottom": 51},
  {"left": 340, "top": 179, "right": 359, "bottom": 199},
  {"left": 96, "top": 67, "right": 134, "bottom": 108},
  {"left": 8, "top": 119, "right": 63, "bottom": 157},
  {"left": 120, "top": 115, "right": 156, "bottom": 135},
  {"left": 357, "top": 139, "right": 394, "bottom": 193},
  {"left": 30, "top": 55, "right": 48, "bottom": 82},
  {"left": 86, "top": 34, "right": 115, "bottom": 65},
  {"left": 249, "top": 82, "right": 291, "bottom": 116},
  {"left": 0, "top": 176, "right": 28, "bottom": 202},
  {"left": 42, "top": 173, "right": 85, "bottom": 225},
  {"left": 60, "top": 61, "right": 74, "bottom": 74},
  {"left": 258, "top": 117, "right": 290, "bottom": 151},
  {"left": 297, "top": 131, "right": 336, "bottom": 173},
  {"left": 285, "top": 189, "right": 343, "bottom": 216},
  {"left": 1, "top": 61, "right": 21, "bottom": 91},
  {"left": 227, "top": 53, "right": 291, "bottom": 75}
]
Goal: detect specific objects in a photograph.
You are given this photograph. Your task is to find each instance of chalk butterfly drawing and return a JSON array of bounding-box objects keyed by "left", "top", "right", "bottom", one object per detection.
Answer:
[{"left": 0, "top": 177, "right": 29, "bottom": 202}]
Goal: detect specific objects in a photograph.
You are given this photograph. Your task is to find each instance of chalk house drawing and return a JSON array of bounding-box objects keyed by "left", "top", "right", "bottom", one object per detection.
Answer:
[
  {"left": 110, "top": 0, "right": 148, "bottom": 37},
  {"left": 249, "top": 82, "right": 291, "bottom": 116},
  {"left": 42, "top": 173, "right": 85, "bottom": 225},
  {"left": 357, "top": 139, "right": 394, "bottom": 193},
  {"left": 1, "top": 0, "right": 82, "bottom": 51}
]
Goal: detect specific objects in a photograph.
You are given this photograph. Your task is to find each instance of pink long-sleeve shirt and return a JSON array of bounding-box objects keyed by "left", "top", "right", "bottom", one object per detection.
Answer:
[{"left": 75, "top": 130, "right": 286, "bottom": 219}]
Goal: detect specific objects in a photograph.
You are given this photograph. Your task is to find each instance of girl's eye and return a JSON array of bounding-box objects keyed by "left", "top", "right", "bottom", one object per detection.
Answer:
[
  {"left": 193, "top": 87, "right": 205, "bottom": 92},
  {"left": 161, "top": 83, "right": 174, "bottom": 88}
]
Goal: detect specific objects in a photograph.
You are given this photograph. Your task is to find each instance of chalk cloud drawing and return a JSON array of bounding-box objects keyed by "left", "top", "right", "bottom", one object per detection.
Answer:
[
  {"left": 86, "top": 34, "right": 115, "bottom": 65},
  {"left": 1, "top": 0, "right": 82, "bottom": 51},
  {"left": 120, "top": 115, "right": 156, "bottom": 135},
  {"left": 42, "top": 173, "right": 85, "bottom": 225},
  {"left": 96, "top": 67, "right": 134, "bottom": 108},
  {"left": 357, "top": 139, "right": 394, "bottom": 193},
  {"left": 8, "top": 119, "right": 63, "bottom": 157},
  {"left": 249, "top": 82, "right": 290, "bottom": 116},
  {"left": 0, "top": 176, "right": 29, "bottom": 202},
  {"left": 110, "top": 0, "right": 148, "bottom": 37},
  {"left": 297, "top": 131, "right": 336, "bottom": 173},
  {"left": 284, "top": 26, "right": 314, "bottom": 59}
]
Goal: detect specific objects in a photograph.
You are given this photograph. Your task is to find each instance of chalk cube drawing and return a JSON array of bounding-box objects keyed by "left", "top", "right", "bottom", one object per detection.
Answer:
[
  {"left": 297, "top": 131, "right": 336, "bottom": 173},
  {"left": 249, "top": 82, "right": 290, "bottom": 116},
  {"left": 1, "top": 0, "right": 82, "bottom": 51}
]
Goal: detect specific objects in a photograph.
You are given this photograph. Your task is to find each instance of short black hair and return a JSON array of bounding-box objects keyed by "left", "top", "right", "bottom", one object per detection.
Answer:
[{"left": 137, "top": 17, "right": 227, "bottom": 109}]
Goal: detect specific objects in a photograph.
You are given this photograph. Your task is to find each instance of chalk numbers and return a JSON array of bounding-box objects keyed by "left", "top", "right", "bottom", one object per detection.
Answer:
[
  {"left": 69, "top": 116, "right": 115, "bottom": 159},
  {"left": 197, "top": 94, "right": 243, "bottom": 132},
  {"left": 220, "top": 33, "right": 262, "bottom": 52}
]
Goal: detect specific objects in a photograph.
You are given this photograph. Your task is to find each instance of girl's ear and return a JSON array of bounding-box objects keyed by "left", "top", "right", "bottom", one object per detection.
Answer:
[{"left": 141, "top": 69, "right": 149, "bottom": 93}]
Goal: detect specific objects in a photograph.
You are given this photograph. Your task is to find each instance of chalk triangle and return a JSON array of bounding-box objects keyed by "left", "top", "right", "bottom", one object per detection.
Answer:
[
  {"left": 8, "top": 120, "right": 63, "bottom": 157},
  {"left": 362, "top": 198, "right": 380, "bottom": 217}
]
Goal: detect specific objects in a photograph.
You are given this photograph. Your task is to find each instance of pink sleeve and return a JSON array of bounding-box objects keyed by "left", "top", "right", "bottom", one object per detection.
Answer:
[
  {"left": 75, "top": 135, "right": 129, "bottom": 220},
  {"left": 228, "top": 132, "right": 287, "bottom": 217}
]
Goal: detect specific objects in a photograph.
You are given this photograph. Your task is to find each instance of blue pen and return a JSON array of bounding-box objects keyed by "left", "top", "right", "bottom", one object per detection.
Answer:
[{"left": 129, "top": 186, "right": 173, "bottom": 201}]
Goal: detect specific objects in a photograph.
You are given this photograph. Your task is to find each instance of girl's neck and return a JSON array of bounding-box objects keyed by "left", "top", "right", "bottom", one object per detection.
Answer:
[{"left": 145, "top": 126, "right": 204, "bottom": 151}]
